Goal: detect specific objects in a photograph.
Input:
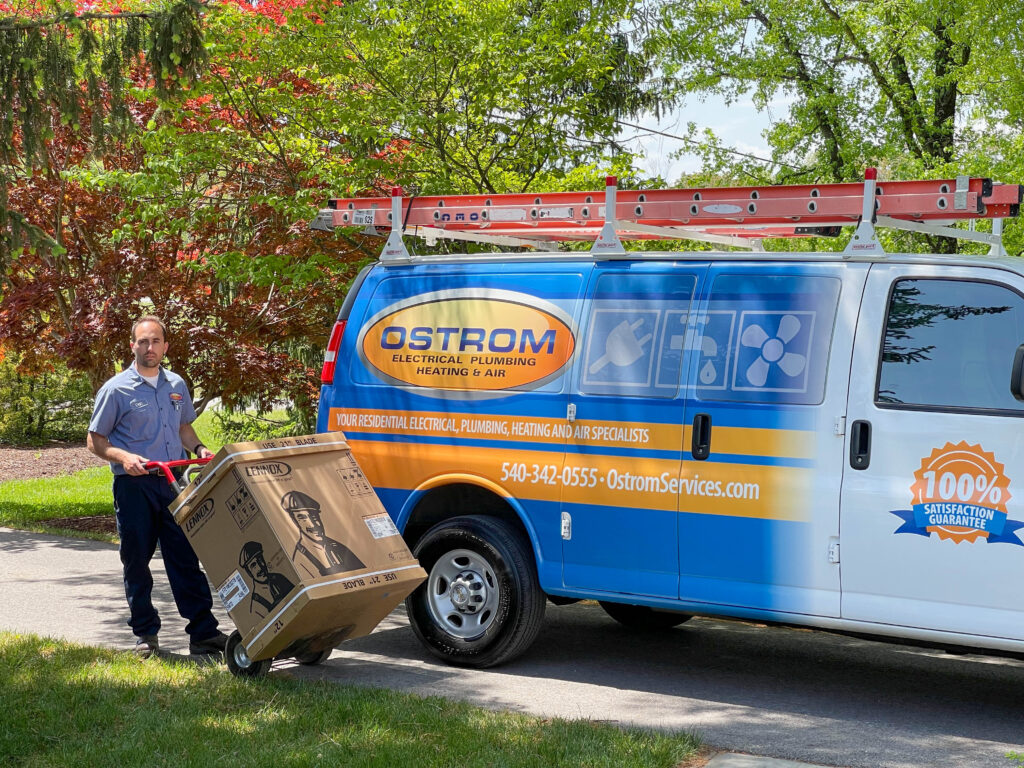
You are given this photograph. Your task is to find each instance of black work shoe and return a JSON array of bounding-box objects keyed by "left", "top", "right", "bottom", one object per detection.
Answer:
[
  {"left": 189, "top": 630, "right": 229, "bottom": 655},
  {"left": 135, "top": 634, "right": 159, "bottom": 659}
]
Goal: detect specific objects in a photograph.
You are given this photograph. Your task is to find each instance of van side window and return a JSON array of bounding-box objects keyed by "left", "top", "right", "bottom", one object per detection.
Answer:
[
  {"left": 697, "top": 274, "right": 840, "bottom": 405},
  {"left": 580, "top": 272, "right": 695, "bottom": 398},
  {"left": 877, "top": 279, "right": 1024, "bottom": 411}
]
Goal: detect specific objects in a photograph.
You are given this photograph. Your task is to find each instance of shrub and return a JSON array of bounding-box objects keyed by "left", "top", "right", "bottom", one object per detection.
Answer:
[
  {"left": 0, "top": 350, "right": 93, "bottom": 445},
  {"left": 210, "top": 405, "right": 315, "bottom": 444}
]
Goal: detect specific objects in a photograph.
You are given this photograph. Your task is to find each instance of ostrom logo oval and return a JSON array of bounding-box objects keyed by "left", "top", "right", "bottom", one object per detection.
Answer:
[{"left": 359, "top": 289, "right": 576, "bottom": 392}]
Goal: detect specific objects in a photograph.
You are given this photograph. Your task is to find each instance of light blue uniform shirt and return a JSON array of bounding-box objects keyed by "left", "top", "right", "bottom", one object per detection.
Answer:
[{"left": 88, "top": 365, "right": 198, "bottom": 476}]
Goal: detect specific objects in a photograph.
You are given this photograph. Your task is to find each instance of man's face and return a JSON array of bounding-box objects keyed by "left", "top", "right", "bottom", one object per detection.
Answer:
[
  {"left": 293, "top": 509, "right": 325, "bottom": 542},
  {"left": 244, "top": 553, "right": 269, "bottom": 583},
  {"left": 131, "top": 321, "right": 168, "bottom": 372}
]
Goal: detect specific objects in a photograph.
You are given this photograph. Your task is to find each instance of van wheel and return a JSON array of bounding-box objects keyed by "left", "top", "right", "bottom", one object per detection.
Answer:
[
  {"left": 598, "top": 601, "right": 692, "bottom": 630},
  {"left": 406, "top": 515, "right": 545, "bottom": 668}
]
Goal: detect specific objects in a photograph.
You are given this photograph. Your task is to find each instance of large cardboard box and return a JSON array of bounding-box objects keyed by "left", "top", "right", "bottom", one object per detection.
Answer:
[{"left": 170, "top": 433, "right": 426, "bottom": 662}]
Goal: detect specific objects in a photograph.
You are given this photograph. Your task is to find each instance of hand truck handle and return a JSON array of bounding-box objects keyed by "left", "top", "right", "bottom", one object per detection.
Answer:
[{"left": 144, "top": 458, "right": 213, "bottom": 492}]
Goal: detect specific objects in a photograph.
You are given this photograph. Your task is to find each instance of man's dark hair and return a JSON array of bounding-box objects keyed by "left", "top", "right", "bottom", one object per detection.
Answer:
[{"left": 131, "top": 315, "right": 168, "bottom": 342}]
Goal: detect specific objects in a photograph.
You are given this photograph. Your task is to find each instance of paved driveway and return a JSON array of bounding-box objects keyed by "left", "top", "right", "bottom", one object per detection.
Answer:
[{"left": 2, "top": 528, "right": 1023, "bottom": 768}]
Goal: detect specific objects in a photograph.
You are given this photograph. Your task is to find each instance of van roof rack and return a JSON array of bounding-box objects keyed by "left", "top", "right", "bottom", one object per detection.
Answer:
[{"left": 310, "top": 169, "right": 1022, "bottom": 261}]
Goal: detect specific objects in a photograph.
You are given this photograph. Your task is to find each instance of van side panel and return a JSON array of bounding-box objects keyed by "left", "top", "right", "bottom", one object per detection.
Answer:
[
  {"left": 559, "top": 262, "right": 704, "bottom": 598},
  {"left": 320, "top": 263, "right": 588, "bottom": 591},
  {"left": 321, "top": 259, "right": 868, "bottom": 621}
]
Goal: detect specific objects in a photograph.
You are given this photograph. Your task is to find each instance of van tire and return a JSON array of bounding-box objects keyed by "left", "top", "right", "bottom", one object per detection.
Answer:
[
  {"left": 598, "top": 600, "right": 692, "bottom": 630},
  {"left": 406, "top": 515, "right": 545, "bottom": 668}
]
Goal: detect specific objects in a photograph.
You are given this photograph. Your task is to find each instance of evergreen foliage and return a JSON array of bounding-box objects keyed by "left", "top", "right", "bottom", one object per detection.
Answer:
[{"left": 0, "top": 0, "right": 208, "bottom": 263}]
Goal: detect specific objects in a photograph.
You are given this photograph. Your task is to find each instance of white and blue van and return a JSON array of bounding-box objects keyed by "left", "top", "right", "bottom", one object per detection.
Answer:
[{"left": 313, "top": 174, "right": 1024, "bottom": 667}]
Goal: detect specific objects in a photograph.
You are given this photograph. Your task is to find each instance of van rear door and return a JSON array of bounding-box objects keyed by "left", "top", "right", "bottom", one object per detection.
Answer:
[
  {"left": 841, "top": 263, "right": 1024, "bottom": 640},
  {"left": 680, "top": 262, "right": 866, "bottom": 618},
  {"left": 561, "top": 262, "right": 705, "bottom": 598}
]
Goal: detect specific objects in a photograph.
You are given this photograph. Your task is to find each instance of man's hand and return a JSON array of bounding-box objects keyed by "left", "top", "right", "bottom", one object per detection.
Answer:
[
  {"left": 196, "top": 446, "right": 214, "bottom": 460},
  {"left": 88, "top": 431, "right": 150, "bottom": 476},
  {"left": 122, "top": 453, "right": 150, "bottom": 476}
]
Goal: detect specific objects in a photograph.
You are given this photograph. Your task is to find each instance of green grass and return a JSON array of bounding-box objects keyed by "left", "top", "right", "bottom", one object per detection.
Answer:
[
  {"left": 0, "top": 409, "right": 225, "bottom": 541},
  {"left": 190, "top": 406, "right": 225, "bottom": 451},
  {"left": 0, "top": 467, "right": 115, "bottom": 540},
  {"left": 0, "top": 632, "right": 701, "bottom": 768}
]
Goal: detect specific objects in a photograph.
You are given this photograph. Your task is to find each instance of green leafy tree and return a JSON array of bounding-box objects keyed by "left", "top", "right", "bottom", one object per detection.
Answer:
[
  {"left": 649, "top": 0, "right": 1024, "bottom": 253},
  {"left": 0, "top": 64, "right": 364, "bottom": 414},
  {"left": 185, "top": 0, "right": 655, "bottom": 198},
  {"left": 0, "top": 346, "right": 93, "bottom": 444},
  {"left": 315, "top": 0, "right": 655, "bottom": 193},
  {"left": 0, "top": 0, "right": 666, "bottom": 429},
  {"left": 0, "top": 0, "right": 376, "bottom": 418}
]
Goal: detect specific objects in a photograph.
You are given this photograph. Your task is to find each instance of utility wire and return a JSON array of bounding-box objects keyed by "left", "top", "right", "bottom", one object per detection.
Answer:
[{"left": 614, "top": 118, "right": 804, "bottom": 171}]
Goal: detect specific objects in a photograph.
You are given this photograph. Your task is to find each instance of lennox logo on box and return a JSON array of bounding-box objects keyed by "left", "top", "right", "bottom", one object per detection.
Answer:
[
  {"left": 242, "top": 461, "right": 292, "bottom": 481},
  {"left": 185, "top": 498, "right": 215, "bottom": 535}
]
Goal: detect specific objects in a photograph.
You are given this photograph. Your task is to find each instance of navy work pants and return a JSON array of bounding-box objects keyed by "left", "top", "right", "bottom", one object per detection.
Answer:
[{"left": 113, "top": 474, "right": 218, "bottom": 640}]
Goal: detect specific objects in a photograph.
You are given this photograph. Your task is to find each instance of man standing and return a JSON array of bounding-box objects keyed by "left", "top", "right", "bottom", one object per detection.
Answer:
[{"left": 87, "top": 315, "right": 228, "bottom": 658}]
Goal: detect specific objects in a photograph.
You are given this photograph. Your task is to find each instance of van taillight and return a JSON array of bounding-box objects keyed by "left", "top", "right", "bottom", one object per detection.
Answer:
[{"left": 321, "top": 320, "right": 347, "bottom": 385}]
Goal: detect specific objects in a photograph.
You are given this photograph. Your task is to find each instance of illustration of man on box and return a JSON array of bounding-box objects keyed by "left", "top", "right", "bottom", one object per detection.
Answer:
[
  {"left": 239, "top": 541, "right": 296, "bottom": 619},
  {"left": 281, "top": 490, "right": 365, "bottom": 578}
]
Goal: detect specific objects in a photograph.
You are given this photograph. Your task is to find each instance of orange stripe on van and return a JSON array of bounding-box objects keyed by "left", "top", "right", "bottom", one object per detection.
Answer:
[
  {"left": 328, "top": 407, "right": 814, "bottom": 460},
  {"left": 343, "top": 438, "right": 814, "bottom": 522}
]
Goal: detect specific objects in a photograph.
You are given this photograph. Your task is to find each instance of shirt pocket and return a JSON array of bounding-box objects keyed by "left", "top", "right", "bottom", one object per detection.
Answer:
[
  {"left": 124, "top": 401, "right": 158, "bottom": 442},
  {"left": 164, "top": 393, "right": 185, "bottom": 431}
]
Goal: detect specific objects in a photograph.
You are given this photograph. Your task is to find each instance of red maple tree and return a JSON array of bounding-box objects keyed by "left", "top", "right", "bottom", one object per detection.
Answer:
[{"left": 1, "top": 89, "right": 367, "bottom": 414}]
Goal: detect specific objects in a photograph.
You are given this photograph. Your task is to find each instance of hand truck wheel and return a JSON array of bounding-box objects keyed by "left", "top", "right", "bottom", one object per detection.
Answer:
[
  {"left": 293, "top": 648, "right": 333, "bottom": 666},
  {"left": 226, "top": 630, "right": 270, "bottom": 678}
]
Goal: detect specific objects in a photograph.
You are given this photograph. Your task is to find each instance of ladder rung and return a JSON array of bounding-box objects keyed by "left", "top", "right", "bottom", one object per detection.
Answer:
[{"left": 313, "top": 174, "right": 1022, "bottom": 249}]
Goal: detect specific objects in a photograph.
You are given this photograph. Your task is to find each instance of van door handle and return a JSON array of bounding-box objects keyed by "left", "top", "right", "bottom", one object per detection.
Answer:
[
  {"left": 849, "top": 420, "right": 871, "bottom": 470},
  {"left": 691, "top": 413, "right": 712, "bottom": 461}
]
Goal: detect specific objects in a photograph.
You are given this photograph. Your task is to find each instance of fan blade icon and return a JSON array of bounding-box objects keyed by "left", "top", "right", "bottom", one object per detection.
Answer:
[
  {"left": 777, "top": 314, "right": 801, "bottom": 343},
  {"left": 740, "top": 315, "right": 806, "bottom": 387},
  {"left": 746, "top": 357, "right": 771, "bottom": 387},
  {"left": 741, "top": 324, "right": 769, "bottom": 348},
  {"left": 778, "top": 352, "right": 806, "bottom": 377}
]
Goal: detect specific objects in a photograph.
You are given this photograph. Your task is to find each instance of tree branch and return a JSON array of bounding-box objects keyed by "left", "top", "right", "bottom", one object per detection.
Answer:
[
  {"left": 816, "top": 0, "right": 925, "bottom": 159},
  {"left": 0, "top": 10, "right": 159, "bottom": 31},
  {"left": 743, "top": 0, "right": 844, "bottom": 178}
]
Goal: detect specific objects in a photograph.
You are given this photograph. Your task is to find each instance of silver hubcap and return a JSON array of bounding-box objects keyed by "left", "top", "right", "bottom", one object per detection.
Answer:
[
  {"left": 233, "top": 640, "right": 253, "bottom": 669},
  {"left": 426, "top": 548, "right": 500, "bottom": 639}
]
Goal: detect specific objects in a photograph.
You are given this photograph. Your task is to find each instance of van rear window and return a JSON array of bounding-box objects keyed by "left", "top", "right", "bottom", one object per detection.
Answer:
[
  {"left": 877, "top": 279, "right": 1024, "bottom": 412},
  {"left": 696, "top": 274, "right": 840, "bottom": 405}
]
